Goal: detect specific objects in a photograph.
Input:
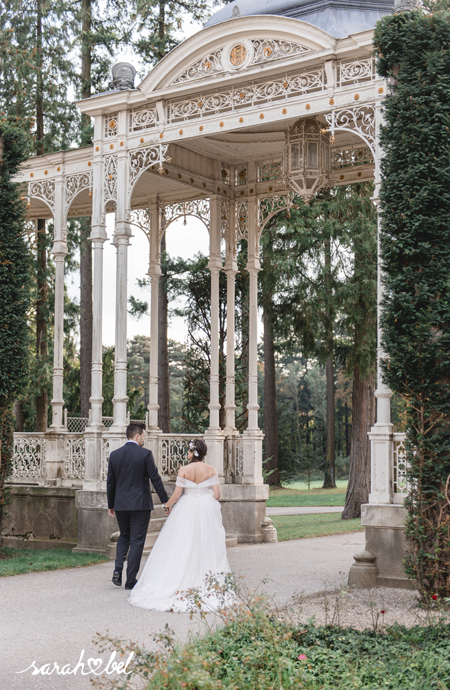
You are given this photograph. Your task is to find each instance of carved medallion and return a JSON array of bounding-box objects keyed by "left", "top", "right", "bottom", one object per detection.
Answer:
[{"left": 230, "top": 44, "right": 247, "bottom": 67}]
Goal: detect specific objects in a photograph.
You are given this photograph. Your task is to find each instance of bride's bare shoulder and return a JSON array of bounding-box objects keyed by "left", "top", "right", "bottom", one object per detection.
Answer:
[{"left": 203, "top": 463, "right": 217, "bottom": 477}]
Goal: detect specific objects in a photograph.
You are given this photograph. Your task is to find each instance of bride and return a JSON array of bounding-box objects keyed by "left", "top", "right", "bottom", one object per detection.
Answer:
[{"left": 128, "top": 439, "right": 233, "bottom": 612}]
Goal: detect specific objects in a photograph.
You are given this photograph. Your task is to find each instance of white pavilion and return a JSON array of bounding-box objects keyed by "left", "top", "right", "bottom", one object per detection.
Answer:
[{"left": 8, "top": 0, "right": 414, "bottom": 587}]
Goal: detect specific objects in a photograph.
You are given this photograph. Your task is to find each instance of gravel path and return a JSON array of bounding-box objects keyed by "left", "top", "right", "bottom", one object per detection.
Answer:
[
  {"left": 0, "top": 532, "right": 363, "bottom": 690},
  {"left": 266, "top": 506, "right": 343, "bottom": 516},
  {"left": 292, "top": 586, "right": 450, "bottom": 631}
]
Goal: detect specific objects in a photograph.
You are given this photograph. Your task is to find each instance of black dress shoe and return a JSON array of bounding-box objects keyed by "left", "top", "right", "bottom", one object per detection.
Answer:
[
  {"left": 112, "top": 570, "right": 122, "bottom": 586},
  {"left": 125, "top": 581, "right": 137, "bottom": 590}
]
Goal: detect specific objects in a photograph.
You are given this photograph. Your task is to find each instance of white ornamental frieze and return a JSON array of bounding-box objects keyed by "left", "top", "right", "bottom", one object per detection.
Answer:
[
  {"left": 160, "top": 199, "right": 210, "bottom": 234},
  {"left": 235, "top": 200, "right": 248, "bottom": 245},
  {"left": 170, "top": 39, "right": 313, "bottom": 85},
  {"left": 104, "top": 154, "right": 118, "bottom": 207},
  {"left": 168, "top": 67, "right": 325, "bottom": 122},
  {"left": 129, "top": 106, "right": 157, "bottom": 132},
  {"left": 28, "top": 180, "right": 56, "bottom": 213},
  {"left": 128, "top": 144, "right": 170, "bottom": 196},
  {"left": 325, "top": 104, "right": 376, "bottom": 153},
  {"left": 64, "top": 171, "right": 92, "bottom": 217},
  {"left": 258, "top": 193, "right": 292, "bottom": 231},
  {"left": 337, "top": 58, "right": 375, "bottom": 86}
]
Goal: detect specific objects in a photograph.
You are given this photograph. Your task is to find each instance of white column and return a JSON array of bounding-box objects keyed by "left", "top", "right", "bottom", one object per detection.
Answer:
[
  {"left": 50, "top": 173, "right": 67, "bottom": 429},
  {"left": 242, "top": 189, "right": 263, "bottom": 484},
  {"left": 224, "top": 200, "right": 237, "bottom": 434},
  {"left": 224, "top": 269, "right": 237, "bottom": 432},
  {"left": 204, "top": 195, "right": 224, "bottom": 476},
  {"left": 368, "top": 208, "right": 393, "bottom": 503},
  {"left": 50, "top": 251, "right": 66, "bottom": 429},
  {"left": 111, "top": 230, "right": 130, "bottom": 430},
  {"left": 147, "top": 204, "right": 161, "bottom": 431},
  {"left": 89, "top": 234, "right": 106, "bottom": 427}
]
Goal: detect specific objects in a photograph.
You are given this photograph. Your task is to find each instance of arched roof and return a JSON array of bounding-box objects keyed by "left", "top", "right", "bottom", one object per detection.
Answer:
[
  {"left": 138, "top": 15, "right": 336, "bottom": 94},
  {"left": 205, "top": 0, "right": 395, "bottom": 38}
]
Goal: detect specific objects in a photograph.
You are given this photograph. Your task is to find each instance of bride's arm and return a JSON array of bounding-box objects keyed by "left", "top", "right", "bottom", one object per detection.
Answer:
[
  {"left": 164, "top": 486, "right": 183, "bottom": 512},
  {"left": 212, "top": 484, "right": 220, "bottom": 500}
]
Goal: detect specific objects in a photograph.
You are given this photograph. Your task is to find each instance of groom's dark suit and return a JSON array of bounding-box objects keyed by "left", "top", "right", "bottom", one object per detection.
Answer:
[{"left": 107, "top": 440, "right": 169, "bottom": 588}]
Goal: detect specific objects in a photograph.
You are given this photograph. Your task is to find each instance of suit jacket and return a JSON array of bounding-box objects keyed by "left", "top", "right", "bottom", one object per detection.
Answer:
[{"left": 106, "top": 442, "right": 169, "bottom": 511}]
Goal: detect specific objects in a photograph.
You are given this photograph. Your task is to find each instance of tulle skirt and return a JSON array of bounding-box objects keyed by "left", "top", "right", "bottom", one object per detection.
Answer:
[{"left": 128, "top": 492, "right": 233, "bottom": 612}]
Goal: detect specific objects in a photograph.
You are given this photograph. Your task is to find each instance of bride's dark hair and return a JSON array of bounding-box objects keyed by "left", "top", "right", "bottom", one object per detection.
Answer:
[{"left": 188, "top": 439, "right": 207, "bottom": 462}]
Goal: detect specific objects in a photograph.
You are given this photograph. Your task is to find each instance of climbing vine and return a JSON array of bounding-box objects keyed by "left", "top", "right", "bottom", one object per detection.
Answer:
[{"left": 374, "top": 10, "right": 450, "bottom": 601}]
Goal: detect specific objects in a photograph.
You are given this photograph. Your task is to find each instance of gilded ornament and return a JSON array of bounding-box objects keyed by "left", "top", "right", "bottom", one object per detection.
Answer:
[
  {"left": 190, "top": 178, "right": 194, "bottom": 184},
  {"left": 30, "top": 173, "right": 34, "bottom": 177},
  {"left": 140, "top": 137, "right": 145, "bottom": 143},
  {"left": 179, "top": 130, "right": 183, "bottom": 135},
  {"left": 378, "top": 87, "right": 384, "bottom": 94},
  {"left": 230, "top": 44, "right": 246, "bottom": 67},
  {"left": 282, "top": 108, "right": 287, "bottom": 114},
  {"left": 44, "top": 170, "right": 48, "bottom": 175},
  {"left": 305, "top": 104, "right": 311, "bottom": 110},
  {"left": 239, "top": 117, "right": 244, "bottom": 123},
  {"left": 120, "top": 141, "right": 124, "bottom": 147},
  {"left": 95, "top": 146, "right": 99, "bottom": 151},
  {"left": 220, "top": 122, "right": 224, "bottom": 127},
  {"left": 354, "top": 94, "right": 360, "bottom": 100},
  {"left": 260, "top": 113, "right": 264, "bottom": 119},
  {"left": 57, "top": 166, "right": 61, "bottom": 171},
  {"left": 159, "top": 133, "right": 164, "bottom": 139},
  {"left": 199, "top": 125, "right": 204, "bottom": 131},
  {"left": 110, "top": 144, "right": 114, "bottom": 149},
  {"left": 178, "top": 174, "right": 182, "bottom": 179},
  {"left": 329, "top": 98, "right": 335, "bottom": 105}
]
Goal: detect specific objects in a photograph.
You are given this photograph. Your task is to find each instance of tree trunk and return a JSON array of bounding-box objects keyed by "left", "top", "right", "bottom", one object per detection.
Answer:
[
  {"left": 14, "top": 402, "right": 24, "bottom": 432},
  {"left": 342, "top": 367, "right": 375, "bottom": 519},
  {"left": 323, "top": 356, "right": 336, "bottom": 487},
  {"left": 158, "top": 234, "right": 171, "bottom": 432},
  {"left": 345, "top": 401, "right": 350, "bottom": 457},
  {"left": 35, "top": 218, "right": 48, "bottom": 431},
  {"left": 80, "top": 218, "right": 92, "bottom": 418},
  {"left": 323, "top": 237, "right": 336, "bottom": 488},
  {"left": 263, "top": 305, "right": 280, "bottom": 486}
]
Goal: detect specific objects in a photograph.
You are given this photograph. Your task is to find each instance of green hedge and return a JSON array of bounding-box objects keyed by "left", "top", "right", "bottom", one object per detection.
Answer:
[{"left": 373, "top": 10, "right": 450, "bottom": 601}]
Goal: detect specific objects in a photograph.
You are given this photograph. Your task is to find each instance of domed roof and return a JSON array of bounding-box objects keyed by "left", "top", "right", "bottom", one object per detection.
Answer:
[{"left": 204, "top": 0, "right": 395, "bottom": 38}]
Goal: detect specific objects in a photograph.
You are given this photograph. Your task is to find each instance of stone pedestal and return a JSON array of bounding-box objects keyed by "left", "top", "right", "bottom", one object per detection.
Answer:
[
  {"left": 220, "top": 483, "right": 269, "bottom": 543},
  {"left": 73, "top": 489, "right": 117, "bottom": 555},
  {"left": 348, "top": 503, "right": 413, "bottom": 589}
]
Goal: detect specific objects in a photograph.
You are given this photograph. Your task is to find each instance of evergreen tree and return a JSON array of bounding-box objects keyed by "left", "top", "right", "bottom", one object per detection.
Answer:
[
  {"left": 374, "top": 9, "right": 450, "bottom": 600},
  {"left": 0, "top": 123, "right": 31, "bottom": 549}
]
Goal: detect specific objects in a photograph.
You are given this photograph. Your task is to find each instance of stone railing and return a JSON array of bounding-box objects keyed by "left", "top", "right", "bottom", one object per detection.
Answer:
[
  {"left": 159, "top": 434, "right": 203, "bottom": 478},
  {"left": 10, "top": 430, "right": 247, "bottom": 486},
  {"left": 392, "top": 432, "right": 409, "bottom": 502},
  {"left": 10, "top": 433, "right": 47, "bottom": 482},
  {"left": 63, "top": 435, "right": 86, "bottom": 480}
]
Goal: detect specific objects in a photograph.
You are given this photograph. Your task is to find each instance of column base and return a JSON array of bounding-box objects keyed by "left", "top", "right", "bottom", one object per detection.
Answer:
[
  {"left": 242, "top": 429, "right": 264, "bottom": 484},
  {"left": 220, "top": 483, "right": 270, "bottom": 543},
  {"left": 348, "top": 503, "right": 415, "bottom": 590},
  {"left": 73, "top": 489, "right": 116, "bottom": 555}
]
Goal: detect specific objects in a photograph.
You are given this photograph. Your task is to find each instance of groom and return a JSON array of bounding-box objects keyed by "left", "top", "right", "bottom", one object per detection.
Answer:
[{"left": 106, "top": 422, "right": 169, "bottom": 590}]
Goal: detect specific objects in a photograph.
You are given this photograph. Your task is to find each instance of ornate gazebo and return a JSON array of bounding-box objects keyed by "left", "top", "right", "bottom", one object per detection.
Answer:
[{"left": 9, "top": 0, "right": 410, "bottom": 586}]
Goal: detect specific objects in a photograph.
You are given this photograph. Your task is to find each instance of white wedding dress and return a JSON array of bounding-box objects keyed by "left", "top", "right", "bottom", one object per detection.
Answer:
[{"left": 128, "top": 474, "right": 233, "bottom": 612}]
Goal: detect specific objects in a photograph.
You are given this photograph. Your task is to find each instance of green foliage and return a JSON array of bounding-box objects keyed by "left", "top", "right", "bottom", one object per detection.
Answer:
[
  {"left": 131, "top": 0, "right": 213, "bottom": 65},
  {"left": 0, "top": 123, "right": 31, "bottom": 543},
  {"left": 96, "top": 593, "right": 450, "bottom": 690},
  {"left": 374, "top": 10, "right": 450, "bottom": 600}
]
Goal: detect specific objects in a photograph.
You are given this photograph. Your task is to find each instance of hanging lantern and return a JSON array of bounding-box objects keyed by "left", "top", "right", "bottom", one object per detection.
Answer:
[{"left": 284, "top": 118, "right": 331, "bottom": 203}]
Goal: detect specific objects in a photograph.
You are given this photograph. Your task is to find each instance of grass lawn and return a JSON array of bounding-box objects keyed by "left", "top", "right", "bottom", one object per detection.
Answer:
[
  {"left": 268, "top": 480, "right": 348, "bottom": 508},
  {"left": 0, "top": 547, "right": 109, "bottom": 577},
  {"left": 271, "top": 512, "right": 363, "bottom": 541}
]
